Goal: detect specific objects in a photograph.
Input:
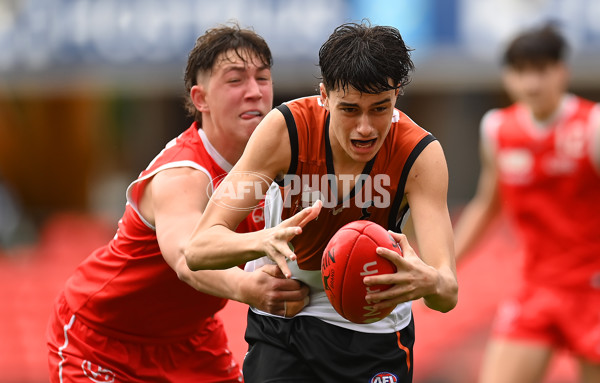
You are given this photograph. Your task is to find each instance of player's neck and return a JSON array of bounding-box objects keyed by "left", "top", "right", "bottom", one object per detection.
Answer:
[
  {"left": 199, "top": 127, "right": 240, "bottom": 170},
  {"left": 529, "top": 94, "right": 567, "bottom": 125}
]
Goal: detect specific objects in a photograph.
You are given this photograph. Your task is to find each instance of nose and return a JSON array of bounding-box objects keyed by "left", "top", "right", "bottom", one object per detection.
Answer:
[
  {"left": 355, "top": 114, "right": 373, "bottom": 136},
  {"left": 520, "top": 71, "right": 544, "bottom": 92},
  {"left": 245, "top": 77, "right": 263, "bottom": 99}
]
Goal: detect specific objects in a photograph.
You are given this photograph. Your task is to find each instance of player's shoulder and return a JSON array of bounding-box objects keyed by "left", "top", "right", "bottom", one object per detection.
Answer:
[
  {"left": 480, "top": 106, "right": 510, "bottom": 132},
  {"left": 280, "top": 95, "right": 326, "bottom": 117},
  {"left": 281, "top": 94, "right": 320, "bottom": 106},
  {"left": 277, "top": 95, "right": 329, "bottom": 138},
  {"left": 569, "top": 93, "right": 597, "bottom": 108},
  {"left": 393, "top": 108, "right": 419, "bottom": 127},
  {"left": 388, "top": 109, "right": 433, "bottom": 148}
]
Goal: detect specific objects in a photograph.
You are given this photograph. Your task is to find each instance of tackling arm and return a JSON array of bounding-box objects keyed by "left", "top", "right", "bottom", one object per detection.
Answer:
[
  {"left": 182, "top": 109, "right": 321, "bottom": 278},
  {"left": 140, "top": 165, "right": 309, "bottom": 316}
]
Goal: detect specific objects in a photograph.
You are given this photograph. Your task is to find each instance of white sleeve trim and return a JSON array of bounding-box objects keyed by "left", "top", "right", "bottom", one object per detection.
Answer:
[
  {"left": 125, "top": 161, "right": 213, "bottom": 230},
  {"left": 480, "top": 108, "right": 501, "bottom": 159}
]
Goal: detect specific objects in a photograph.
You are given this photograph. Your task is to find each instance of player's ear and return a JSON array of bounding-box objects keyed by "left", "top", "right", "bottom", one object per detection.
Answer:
[
  {"left": 190, "top": 84, "right": 209, "bottom": 113},
  {"left": 319, "top": 83, "right": 329, "bottom": 110}
]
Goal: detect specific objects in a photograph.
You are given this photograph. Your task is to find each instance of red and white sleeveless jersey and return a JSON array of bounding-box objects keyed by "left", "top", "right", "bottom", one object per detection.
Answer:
[
  {"left": 63, "top": 123, "right": 264, "bottom": 340},
  {"left": 483, "top": 95, "right": 600, "bottom": 289}
]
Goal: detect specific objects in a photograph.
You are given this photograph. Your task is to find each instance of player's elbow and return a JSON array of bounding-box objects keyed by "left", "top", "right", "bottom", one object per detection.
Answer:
[
  {"left": 424, "top": 280, "right": 458, "bottom": 313},
  {"left": 181, "top": 241, "right": 206, "bottom": 271},
  {"left": 424, "top": 297, "right": 457, "bottom": 313},
  {"left": 175, "top": 259, "right": 194, "bottom": 285},
  {"left": 435, "top": 295, "right": 458, "bottom": 313},
  {"left": 183, "top": 248, "right": 202, "bottom": 271}
]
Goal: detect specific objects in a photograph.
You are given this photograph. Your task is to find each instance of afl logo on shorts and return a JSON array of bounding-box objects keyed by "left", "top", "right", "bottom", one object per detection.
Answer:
[
  {"left": 370, "top": 372, "right": 398, "bottom": 383},
  {"left": 82, "top": 360, "right": 115, "bottom": 383}
]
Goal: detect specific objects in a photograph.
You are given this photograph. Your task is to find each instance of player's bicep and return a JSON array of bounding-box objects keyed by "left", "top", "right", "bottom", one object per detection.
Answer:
[
  {"left": 149, "top": 168, "right": 212, "bottom": 269},
  {"left": 202, "top": 109, "right": 291, "bottom": 231},
  {"left": 239, "top": 107, "right": 291, "bottom": 179},
  {"left": 406, "top": 141, "right": 449, "bottom": 212},
  {"left": 404, "top": 141, "right": 454, "bottom": 267}
]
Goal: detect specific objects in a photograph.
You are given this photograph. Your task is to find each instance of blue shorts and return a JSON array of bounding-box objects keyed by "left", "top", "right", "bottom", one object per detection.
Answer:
[{"left": 243, "top": 309, "right": 414, "bottom": 383}]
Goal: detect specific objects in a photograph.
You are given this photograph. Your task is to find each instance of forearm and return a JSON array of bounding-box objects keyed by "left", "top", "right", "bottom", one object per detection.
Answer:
[
  {"left": 183, "top": 225, "right": 263, "bottom": 271},
  {"left": 422, "top": 264, "right": 458, "bottom": 313},
  {"left": 175, "top": 256, "right": 310, "bottom": 316},
  {"left": 176, "top": 263, "right": 248, "bottom": 302}
]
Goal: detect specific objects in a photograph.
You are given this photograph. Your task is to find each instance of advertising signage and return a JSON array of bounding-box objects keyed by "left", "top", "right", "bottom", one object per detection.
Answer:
[{"left": 1, "top": 0, "right": 598, "bottom": 91}]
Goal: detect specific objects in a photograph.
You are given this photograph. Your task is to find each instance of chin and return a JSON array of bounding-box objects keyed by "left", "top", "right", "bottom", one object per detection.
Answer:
[{"left": 350, "top": 151, "right": 377, "bottom": 163}]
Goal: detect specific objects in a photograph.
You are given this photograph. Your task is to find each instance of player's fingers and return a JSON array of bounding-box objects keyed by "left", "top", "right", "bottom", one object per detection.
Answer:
[
  {"left": 282, "top": 199, "right": 322, "bottom": 228},
  {"left": 283, "top": 296, "right": 310, "bottom": 317},
  {"left": 364, "top": 280, "right": 414, "bottom": 304},
  {"left": 260, "top": 265, "right": 309, "bottom": 293},
  {"left": 277, "top": 226, "right": 302, "bottom": 242},
  {"left": 284, "top": 281, "right": 310, "bottom": 297},
  {"left": 260, "top": 263, "right": 285, "bottom": 279},
  {"left": 387, "top": 231, "right": 408, "bottom": 248},
  {"left": 271, "top": 256, "right": 293, "bottom": 279},
  {"left": 387, "top": 231, "right": 418, "bottom": 259},
  {"left": 368, "top": 296, "right": 410, "bottom": 311},
  {"left": 376, "top": 246, "right": 404, "bottom": 260},
  {"left": 277, "top": 286, "right": 310, "bottom": 302},
  {"left": 363, "top": 270, "right": 401, "bottom": 287},
  {"left": 297, "top": 199, "right": 322, "bottom": 227},
  {"left": 374, "top": 246, "right": 406, "bottom": 270}
]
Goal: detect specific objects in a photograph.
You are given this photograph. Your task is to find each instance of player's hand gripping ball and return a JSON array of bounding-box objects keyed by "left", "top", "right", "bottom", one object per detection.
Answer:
[{"left": 321, "top": 220, "right": 401, "bottom": 324}]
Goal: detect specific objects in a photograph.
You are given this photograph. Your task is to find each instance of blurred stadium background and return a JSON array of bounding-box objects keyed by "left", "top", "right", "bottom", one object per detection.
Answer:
[{"left": 0, "top": 0, "right": 598, "bottom": 382}]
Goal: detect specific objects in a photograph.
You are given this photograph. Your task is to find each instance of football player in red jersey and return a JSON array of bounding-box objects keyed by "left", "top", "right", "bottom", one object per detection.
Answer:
[
  {"left": 46, "top": 23, "right": 309, "bottom": 382},
  {"left": 184, "top": 21, "right": 458, "bottom": 383},
  {"left": 454, "top": 24, "right": 600, "bottom": 383}
]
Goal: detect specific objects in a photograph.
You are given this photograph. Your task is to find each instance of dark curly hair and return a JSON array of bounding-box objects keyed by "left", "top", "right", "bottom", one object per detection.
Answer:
[
  {"left": 319, "top": 21, "right": 414, "bottom": 94},
  {"left": 183, "top": 22, "right": 272, "bottom": 123}
]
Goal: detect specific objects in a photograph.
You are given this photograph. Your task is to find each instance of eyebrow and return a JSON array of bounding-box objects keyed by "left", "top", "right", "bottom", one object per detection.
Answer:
[
  {"left": 222, "top": 64, "right": 270, "bottom": 74},
  {"left": 338, "top": 97, "right": 392, "bottom": 108}
]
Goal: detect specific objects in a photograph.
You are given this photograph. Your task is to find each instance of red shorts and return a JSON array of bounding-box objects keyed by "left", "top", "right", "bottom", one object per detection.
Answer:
[
  {"left": 46, "top": 293, "right": 243, "bottom": 383},
  {"left": 491, "top": 283, "right": 600, "bottom": 363}
]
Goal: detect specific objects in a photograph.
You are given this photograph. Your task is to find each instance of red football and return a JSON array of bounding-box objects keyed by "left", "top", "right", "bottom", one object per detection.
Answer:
[{"left": 321, "top": 220, "right": 401, "bottom": 324}]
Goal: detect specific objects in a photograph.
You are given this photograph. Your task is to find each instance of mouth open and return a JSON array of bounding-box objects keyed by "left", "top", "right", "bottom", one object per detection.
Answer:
[{"left": 351, "top": 138, "right": 377, "bottom": 149}]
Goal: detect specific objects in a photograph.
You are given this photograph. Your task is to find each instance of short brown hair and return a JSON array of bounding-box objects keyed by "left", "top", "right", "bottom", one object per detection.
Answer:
[{"left": 183, "top": 22, "right": 272, "bottom": 123}]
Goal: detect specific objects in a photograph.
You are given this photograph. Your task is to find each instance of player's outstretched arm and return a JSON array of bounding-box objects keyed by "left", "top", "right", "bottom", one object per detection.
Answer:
[
  {"left": 142, "top": 155, "right": 309, "bottom": 316},
  {"left": 182, "top": 109, "right": 321, "bottom": 278},
  {"left": 181, "top": 265, "right": 310, "bottom": 317}
]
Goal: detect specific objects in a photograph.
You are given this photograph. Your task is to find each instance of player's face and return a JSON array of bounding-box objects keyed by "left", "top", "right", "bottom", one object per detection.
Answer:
[
  {"left": 320, "top": 83, "right": 399, "bottom": 164},
  {"left": 199, "top": 50, "right": 273, "bottom": 142},
  {"left": 502, "top": 61, "right": 568, "bottom": 120}
]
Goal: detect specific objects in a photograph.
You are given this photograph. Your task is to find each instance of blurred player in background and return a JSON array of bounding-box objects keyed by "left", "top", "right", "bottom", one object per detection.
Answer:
[
  {"left": 46, "top": 23, "right": 309, "bottom": 382},
  {"left": 453, "top": 24, "right": 600, "bottom": 383},
  {"left": 184, "top": 21, "right": 458, "bottom": 383}
]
